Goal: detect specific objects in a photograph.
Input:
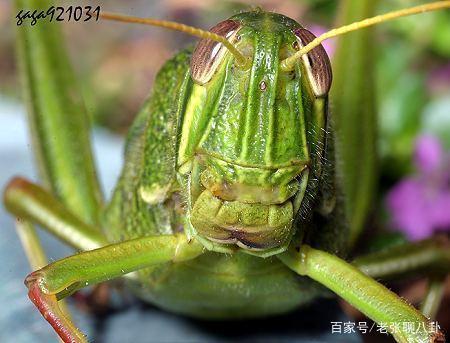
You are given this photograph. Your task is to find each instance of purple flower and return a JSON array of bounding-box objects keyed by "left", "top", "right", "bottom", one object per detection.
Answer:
[{"left": 386, "top": 135, "right": 450, "bottom": 240}]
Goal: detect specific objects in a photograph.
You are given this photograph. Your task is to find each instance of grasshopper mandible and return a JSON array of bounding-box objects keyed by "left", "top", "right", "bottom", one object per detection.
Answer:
[{"left": 5, "top": 0, "right": 450, "bottom": 342}]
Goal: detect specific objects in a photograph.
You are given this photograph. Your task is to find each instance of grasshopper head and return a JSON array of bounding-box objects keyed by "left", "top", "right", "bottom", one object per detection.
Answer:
[
  {"left": 101, "top": 2, "right": 450, "bottom": 254},
  {"left": 178, "top": 11, "right": 331, "bottom": 253}
]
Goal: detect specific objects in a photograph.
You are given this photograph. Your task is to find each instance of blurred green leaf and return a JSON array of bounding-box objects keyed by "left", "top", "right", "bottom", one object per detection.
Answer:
[
  {"left": 330, "top": 0, "right": 378, "bottom": 246},
  {"left": 422, "top": 96, "right": 450, "bottom": 149},
  {"left": 15, "top": 0, "right": 103, "bottom": 224},
  {"left": 377, "top": 39, "right": 428, "bottom": 178}
]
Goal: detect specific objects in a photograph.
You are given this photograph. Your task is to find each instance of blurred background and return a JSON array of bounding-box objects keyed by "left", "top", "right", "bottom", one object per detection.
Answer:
[{"left": 0, "top": 0, "right": 449, "bottom": 342}]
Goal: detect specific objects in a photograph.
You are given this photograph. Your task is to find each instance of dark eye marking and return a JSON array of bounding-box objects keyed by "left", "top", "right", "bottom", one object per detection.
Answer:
[
  {"left": 293, "top": 28, "right": 332, "bottom": 97},
  {"left": 190, "top": 20, "right": 241, "bottom": 85}
]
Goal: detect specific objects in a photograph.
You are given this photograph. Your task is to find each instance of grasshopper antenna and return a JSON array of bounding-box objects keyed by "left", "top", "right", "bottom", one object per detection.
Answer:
[
  {"left": 280, "top": 1, "right": 450, "bottom": 71},
  {"left": 100, "top": 12, "right": 248, "bottom": 67}
]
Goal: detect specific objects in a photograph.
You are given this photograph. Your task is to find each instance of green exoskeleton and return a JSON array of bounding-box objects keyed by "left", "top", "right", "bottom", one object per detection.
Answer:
[{"left": 5, "top": 0, "right": 450, "bottom": 342}]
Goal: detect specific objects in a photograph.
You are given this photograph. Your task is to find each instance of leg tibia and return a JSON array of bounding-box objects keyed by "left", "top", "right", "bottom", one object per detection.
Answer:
[
  {"left": 279, "top": 245, "right": 445, "bottom": 343},
  {"left": 25, "top": 234, "right": 203, "bottom": 342},
  {"left": 4, "top": 177, "right": 107, "bottom": 250},
  {"left": 15, "top": 219, "right": 79, "bottom": 341}
]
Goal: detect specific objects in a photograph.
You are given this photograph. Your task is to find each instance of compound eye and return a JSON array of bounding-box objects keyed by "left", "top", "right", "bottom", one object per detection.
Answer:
[
  {"left": 293, "top": 28, "right": 332, "bottom": 97},
  {"left": 190, "top": 19, "right": 241, "bottom": 85}
]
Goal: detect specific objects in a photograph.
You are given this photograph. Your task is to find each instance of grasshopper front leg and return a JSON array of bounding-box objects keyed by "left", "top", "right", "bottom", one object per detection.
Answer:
[
  {"left": 4, "top": 178, "right": 108, "bottom": 341},
  {"left": 4, "top": 178, "right": 206, "bottom": 342},
  {"left": 4, "top": 177, "right": 106, "bottom": 251},
  {"left": 15, "top": 219, "right": 76, "bottom": 334},
  {"left": 25, "top": 234, "right": 204, "bottom": 342},
  {"left": 279, "top": 245, "right": 445, "bottom": 343}
]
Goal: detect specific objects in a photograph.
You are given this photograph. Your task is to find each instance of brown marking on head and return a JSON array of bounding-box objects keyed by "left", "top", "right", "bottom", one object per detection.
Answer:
[
  {"left": 190, "top": 20, "right": 241, "bottom": 85},
  {"left": 293, "top": 28, "right": 332, "bottom": 97}
]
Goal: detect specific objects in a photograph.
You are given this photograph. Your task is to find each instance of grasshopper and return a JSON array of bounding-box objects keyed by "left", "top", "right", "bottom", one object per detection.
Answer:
[{"left": 5, "top": 0, "right": 450, "bottom": 342}]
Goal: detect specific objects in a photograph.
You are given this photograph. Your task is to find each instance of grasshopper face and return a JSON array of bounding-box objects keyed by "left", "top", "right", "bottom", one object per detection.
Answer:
[{"left": 178, "top": 11, "right": 332, "bottom": 252}]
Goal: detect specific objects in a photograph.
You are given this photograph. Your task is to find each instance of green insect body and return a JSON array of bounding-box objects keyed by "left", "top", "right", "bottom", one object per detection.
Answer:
[
  {"left": 103, "top": 12, "right": 342, "bottom": 318},
  {"left": 7, "top": 0, "right": 450, "bottom": 341}
]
